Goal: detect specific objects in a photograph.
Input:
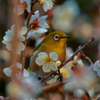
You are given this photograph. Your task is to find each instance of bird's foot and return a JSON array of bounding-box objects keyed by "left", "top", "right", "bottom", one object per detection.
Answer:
[{"left": 58, "top": 69, "right": 63, "bottom": 82}]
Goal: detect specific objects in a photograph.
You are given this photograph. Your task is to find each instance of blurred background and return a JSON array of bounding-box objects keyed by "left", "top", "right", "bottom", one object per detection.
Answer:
[{"left": 0, "top": 0, "right": 100, "bottom": 99}]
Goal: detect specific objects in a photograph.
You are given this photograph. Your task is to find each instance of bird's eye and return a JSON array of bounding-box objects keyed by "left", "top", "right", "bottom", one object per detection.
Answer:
[{"left": 54, "top": 34, "right": 60, "bottom": 40}]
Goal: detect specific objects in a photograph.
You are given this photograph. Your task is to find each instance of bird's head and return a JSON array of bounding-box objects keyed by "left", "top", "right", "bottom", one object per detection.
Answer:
[{"left": 42, "top": 31, "right": 70, "bottom": 47}]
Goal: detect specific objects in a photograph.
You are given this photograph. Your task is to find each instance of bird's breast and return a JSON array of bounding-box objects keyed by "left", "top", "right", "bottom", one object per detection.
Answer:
[{"left": 44, "top": 45, "right": 66, "bottom": 63}]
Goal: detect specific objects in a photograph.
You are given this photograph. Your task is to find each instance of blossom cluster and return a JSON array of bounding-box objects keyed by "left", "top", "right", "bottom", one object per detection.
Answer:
[
  {"left": 2, "top": 25, "right": 27, "bottom": 54},
  {"left": 1, "top": 1, "right": 55, "bottom": 93},
  {"left": 2, "top": 0, "right": 54, "bottom": 80},
  {"left": 35, "top": 52, "right": 58, "bottom": 72},
  {"left": 2, "top": 0, "right": 54, "bottom": 54},
  {"left": 1, "top": 0, "right": 100, "bottom": 99},
  {"left": 2, "top": 1, "right": 54, "bottom": 97}
]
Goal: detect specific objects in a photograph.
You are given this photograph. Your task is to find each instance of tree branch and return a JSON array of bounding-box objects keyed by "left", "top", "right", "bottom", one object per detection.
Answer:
[
  {"left": 42, "top": 65, "right": 93, "bottom": 92},
  {"left": 22, "top": 0, "right": 37, "bottom": 75},
  {"left": 40, "top": 37, "right": 95, "bottom": 83},
  {"left": 42, "top": 77, "right": 73, "bottom": 92}
]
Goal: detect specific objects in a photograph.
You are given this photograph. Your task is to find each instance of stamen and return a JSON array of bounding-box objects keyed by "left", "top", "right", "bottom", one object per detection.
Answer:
[
  {"left": 45, "top": 57, "right": 52, "bottom": 63},
  {"left": 31, "top": 18, "right": 40, "bottom": 30}
]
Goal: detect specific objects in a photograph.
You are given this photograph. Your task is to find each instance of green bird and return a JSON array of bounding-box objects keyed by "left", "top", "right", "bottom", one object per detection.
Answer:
[{"left": 30, "top": 31, "right": 70, "bottom": 78}]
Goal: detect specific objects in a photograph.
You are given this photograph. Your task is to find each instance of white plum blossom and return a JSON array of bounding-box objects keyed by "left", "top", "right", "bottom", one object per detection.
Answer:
[
  {"left": 43, "top": 0, "right": 53, "bottom": 12},
  {"left": 2, "top": 25, "right": 27, "bottom": 54},
  {"left": 3, "top": 63, "right": 29, "bottom": 77},
  {"left": 27, "top": 10, "right": 49, "bottom": 39},
  {"left": 6, "top": 76, "right": 41, "bottom": 99},
  {"left": 52, "top": 0, "right": 80, "bottom": 33},
  {"left": 74, "top": 89, "right": 85, "bottom": 98},
  {"left": 67, "top": 53, "right": 84, "bottom": 67},
  {"left": 60, "top": 53, "right": 84, "bottom": 78},
  {"left": 35, "top": 52, "right": 58, "bottom": 73},
  {"left": 14, "top": 0, "right": 31, "bottom": 15},
  {"left": 93, "top": 60, "right": 100, "bottom": 77}
]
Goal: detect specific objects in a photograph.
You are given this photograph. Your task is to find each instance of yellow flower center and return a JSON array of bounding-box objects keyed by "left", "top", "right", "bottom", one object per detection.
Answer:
[
  {"left": 45, "top": 57, "right": 53, "bottom": 63},
  {"left": 21, "top": 1, "right": 28, "bottom": 10}
]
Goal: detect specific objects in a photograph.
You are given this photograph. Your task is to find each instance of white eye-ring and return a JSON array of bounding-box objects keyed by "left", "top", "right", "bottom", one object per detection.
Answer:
[{"left": 54, "top": 34, "right": 60, "bottom": 40}]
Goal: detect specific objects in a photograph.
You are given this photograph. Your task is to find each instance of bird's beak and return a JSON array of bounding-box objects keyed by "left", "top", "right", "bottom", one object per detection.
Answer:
[{"left": 61, "top": 36, "right": 71, "bottom": 38}]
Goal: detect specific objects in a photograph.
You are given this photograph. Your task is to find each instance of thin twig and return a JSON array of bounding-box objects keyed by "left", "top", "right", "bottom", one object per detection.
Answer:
[
  {"left": 81, "top": 51, "right": 93, "bottom": 64},
  {"left": 42, "top": 76, "right": 73, "bottom": 92},
  {"left": 40, "top": 37, "right": 95, "bottom": 83},
  {"left": 22, "top": 30, "right": 30, "bottom": 73},
  {"left": 26, "top": 0, "right": 37, "bottom": 27},
  {"left": 21, "top": 0, "right": 37, "bottom": 74},
  {"left": 59, "top": 37, "right": 95, "bottom": 69}
]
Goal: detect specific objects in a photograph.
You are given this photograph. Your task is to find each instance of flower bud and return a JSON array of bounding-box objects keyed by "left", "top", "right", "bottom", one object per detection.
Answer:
[{"left": 56, "top": 60, "right": 61, "bottom": 67}]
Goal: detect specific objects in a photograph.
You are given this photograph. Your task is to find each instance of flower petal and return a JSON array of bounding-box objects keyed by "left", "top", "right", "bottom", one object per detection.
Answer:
[
  {"left": 93, "top": 60, "right": 100, "bottom": 71},
  {"left": 25, "top": 0, "right": 31, "bottom": 4},
  {"left": 38, "top": 15, "right": 49, "bottom": 28},
  {"left": 26, "top": 3, "right": 31, "bottom": 12},
  {"left": 74, "top": 56, "right": 78, "bottom": 61},
  {"left": 27, "top": 30, "right": 34, "bottom": 39},
  {"left": 46, "top": 75, "right": 59, "bottom": 84},
  {"left": 78, "top": 60, "right": 84, "bottom": 67},
  {"left": 35, "top": 10, "right": 39, "bottom": 18},
  {"left": 27, "top": 28, "right": 48, "bottom": 39},
  {"left": 40, "top": 22, "right": 50, "bottom": 29},
  {"left": 97, "top": 70, "right": 100, "bottom": 77},
  {"left": 36, "top": 28, "right": 48, "bottom": 33},
  {"left": 38, "top": 52, "right": 48, "bottom": 58},
  {"left": 42, "top": 63, "right": 51, "bottom": 72},
  {"left": 31, "top": 28, "right": 47, "bottom": 38},
  {"left": 31, "top": 10, "right": 39, "bottom": 20},
  {"left": 20, "top": 26, "right": 27, "bottom": 35},
  {"left": 17, "top": 42, "right": 25, "bottom": 55},
  {"left": 38, "top": 15, "right": 47, "bottom": 24},
  {"left": 4, "top": 30, "right": 12, "bottom": 41},
  {"left": 16, "top": 63, "right": 22, "bottom": 69},
  {"left": 43, "top": 0, "right": 53, "bottom": 12},
  {"left": 49, "top": 52, "right": 58, "bottom": 61},
  {"left": 39, "top": 16, "right": 50, "bottom": 28},
  {"left": 3, "top": 68, "right": 12, "bottom": 77},
  {"left": 46, "top": 78, "right": 55, "bottom": 84},
  {"left": 6, "top": 43, "right": 12, "bottom": 51},
  {"left": 14, "top": 5, "right": 24, "bottom": 15},
  {"left": 51, "top": 62, "right": 58, "bottom": 71},
  {"left": 18, "top": 35, "right": 25, "bottom": 41},
  {"left": 20, "top": 42, "right": 25, "bottom": 50},
  {"left": 43, "top": 3, "right": 48, "bottom": 12},
  {"left": 35, "top": 57, "right": 46, "bottom": 66},
  {"left": 2, "top": 35, "right": 12, "bottom": 44},
  {"left": 20, "top": 0, "right": 23, "bottom": 3},
  {"left": 23, "top": 69, "right": 30, "bottom": 77},
  {"left": 11, "top": 24, "right": 16, "bottom": 32}
]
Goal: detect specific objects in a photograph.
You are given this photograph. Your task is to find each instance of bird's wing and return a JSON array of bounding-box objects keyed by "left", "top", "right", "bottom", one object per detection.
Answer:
[
  {"left": 33, "top": 42, "right": 42, "bottom": 56},
  {"left": 30, "top": 43, "right": 46, "bottom": 72}
]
